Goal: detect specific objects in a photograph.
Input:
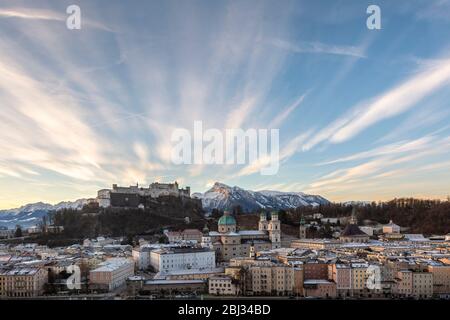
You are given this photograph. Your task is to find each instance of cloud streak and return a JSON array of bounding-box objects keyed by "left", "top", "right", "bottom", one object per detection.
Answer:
[
  {"left": 303, "top": 57, "right": 450, "bottom": 151},
  {"left": 0, "top": 7, "right": 113, "bottom": 31},
  {"left": 267, "top": 38, "right": 367, "bottom": 58},
  {"left": 268, "top": 92, "right": 308, "bottom": 128}
]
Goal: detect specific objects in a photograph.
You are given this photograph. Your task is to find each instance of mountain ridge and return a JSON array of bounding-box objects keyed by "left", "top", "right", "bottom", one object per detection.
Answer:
[
  {"left": 192, "top": 182, "right": 329, "bottom": 212},
  {"left": 0, "top": 182, "right": 331, "bottom": 228},
  {"left": 0, "top": 199, "right": 88, "bottom": 229}
]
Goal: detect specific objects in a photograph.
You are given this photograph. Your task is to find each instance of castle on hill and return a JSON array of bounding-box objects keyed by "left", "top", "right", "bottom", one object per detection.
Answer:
[{"left": 97, "top": 182, "right": 191, "bottom": 208}]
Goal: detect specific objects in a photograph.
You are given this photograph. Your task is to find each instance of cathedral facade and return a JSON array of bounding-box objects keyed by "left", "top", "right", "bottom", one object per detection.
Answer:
[{"left": 205, "top": 211, "right": 281, "bottom": 261}]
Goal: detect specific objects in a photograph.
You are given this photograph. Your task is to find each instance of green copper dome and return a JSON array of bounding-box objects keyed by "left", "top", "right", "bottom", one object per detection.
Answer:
[
  {"left": 300, "top": 214, "right": 306, "bottom": 225},
  {"left": 218, "top": 214, "right": 236, "bottom": 225}
]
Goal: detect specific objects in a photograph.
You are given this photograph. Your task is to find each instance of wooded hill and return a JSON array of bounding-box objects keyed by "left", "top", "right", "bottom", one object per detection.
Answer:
[{"left": 49, "top": 196, "right": 205, "bottom": 239}]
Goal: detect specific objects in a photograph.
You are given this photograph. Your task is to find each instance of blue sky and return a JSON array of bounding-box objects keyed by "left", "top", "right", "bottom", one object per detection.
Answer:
[{"left": 1, "top": 0, "right": 450, "bottom": 208}]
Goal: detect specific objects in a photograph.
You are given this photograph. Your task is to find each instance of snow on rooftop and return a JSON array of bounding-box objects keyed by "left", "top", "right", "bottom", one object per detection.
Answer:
[
  {"left": 238, "top": 230, "right": 266, "bottom": 236},
  {"left": 304, "top": 279, "right": 333, "bottom": 284},
  {"left": 144, "top": 279, "right": 205, "bottom": 285},
  {"left": 91, "top": 258, "right": 132, "bottom": 272}
]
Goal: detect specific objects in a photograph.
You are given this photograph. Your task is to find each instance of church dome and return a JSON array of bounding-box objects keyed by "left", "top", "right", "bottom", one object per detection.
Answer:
[{"left": 218, "top": 214, "right": 236, "bottom": 225}]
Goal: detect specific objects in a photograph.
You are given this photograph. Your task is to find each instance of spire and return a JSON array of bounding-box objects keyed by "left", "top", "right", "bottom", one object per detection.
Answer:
[
  {"left": 271, "top": 211, "right": 278, "bottom": 221},
  {"left": 350, "top": 207, "right": 358, "bottom": 225},
  {"left": 300, "top": 213, "right": 305, "bottom": 225}
]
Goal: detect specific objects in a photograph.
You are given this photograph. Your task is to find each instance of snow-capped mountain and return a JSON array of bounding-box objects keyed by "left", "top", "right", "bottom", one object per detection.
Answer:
[
  {"left": 192, "top": 182, "right": 329, "bottom": 212},
  {"left": 0, "top": 199, "right": 87, "bottom": 229}
]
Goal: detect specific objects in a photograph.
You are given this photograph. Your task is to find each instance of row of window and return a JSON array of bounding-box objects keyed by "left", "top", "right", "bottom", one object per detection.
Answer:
[{"left": 210, "top": 282, "right": 231, "bottom": 288}]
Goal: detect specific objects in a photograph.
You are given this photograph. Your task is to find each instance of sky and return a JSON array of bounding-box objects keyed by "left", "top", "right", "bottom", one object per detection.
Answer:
[{"left": 1, "top": 0, "right": 450, "bottom": 209}]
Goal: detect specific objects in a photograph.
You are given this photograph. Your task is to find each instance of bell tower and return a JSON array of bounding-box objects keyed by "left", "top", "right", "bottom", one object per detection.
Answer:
[
  {"left": 268, "top": 211, "right": 281, "bottom": 249},
  {"left": 258, "top": 212, "right": 268, "bottom": 231},
  {"left": 299, "top": 214, "right": 306, "bottom": 239}
]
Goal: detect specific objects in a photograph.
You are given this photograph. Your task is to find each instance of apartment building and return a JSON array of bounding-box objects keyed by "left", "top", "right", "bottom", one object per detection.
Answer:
[
  {"left": 303, "top": 261, "right": 329, "bottom": 280},
  {"left": 412, "top": 271, "right": 433, "bottom": 298},
  {"left": 245, "top": 264, "right": 294, "bottom": 296},
  {"left": 351, "top": 263, "right": 369, "bottom": 297},
  {"left": 208, "top": 275, "right": 239, "bottom": 295},
  {"left": 0, "top": 267, "right": 48, "bottom": 298},
  {"left": 132, "top": 246, "right": 153, "bottom": 270},
  {"left": 329, "top": 264, "right": 352, "bottom": 297},
  {"left": 167, "top": 229, "right": 203, "bottom": 243},
  {"left": 393, "top": 270, "right": 433, "bottom": 299},
  {"left": 427, "top": 263, "right": 450, "bottom": 296},
  {"left": 293, "top": 266, "right": 304, "bottom": 296},
  {"left": 89, "top": 258, "right": 134, "bottom": 291},
  {"left": 225, "top": 258, "right": 294, "bottom": 296},
  {"left": 303, "top": 279, "right": 337, "bottom": 298}
]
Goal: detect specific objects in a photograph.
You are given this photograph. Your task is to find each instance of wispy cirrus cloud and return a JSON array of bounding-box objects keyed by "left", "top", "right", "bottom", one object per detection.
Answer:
[
  {"left": 236, "top": 130, "right": 312, "bottom": 177},
  {"left": 331, "top": 59, "right": 450, "bottom": 144},
  {"left": 0, "top": 7, "right": 63, "bottom": 21},
  {"left": 319, "top": 135, "right": 436, "bottom": 165},
  {"left": 0, "top": 7, "right": 113, "bottom": 31},
  {"left": 266, "top": 38, "right": 367, "bottom": 58},
  {"left": 302, "top": 57, "right": 450, "bottom": 151},
  {"left": 268, "top": 92, "right": 308, "bottom": 129},
  {"left": 305, "top": 134, "right": 450, "bottom": 196}
]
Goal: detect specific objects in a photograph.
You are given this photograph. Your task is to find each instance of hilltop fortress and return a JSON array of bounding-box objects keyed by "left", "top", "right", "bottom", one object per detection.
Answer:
[{"left": 97, "top": 182, "right": 191, "bottom": 208}]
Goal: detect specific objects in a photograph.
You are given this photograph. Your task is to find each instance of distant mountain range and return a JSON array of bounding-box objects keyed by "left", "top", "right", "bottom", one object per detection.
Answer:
[
  {"left": 0, "top": 182, "right": 330, "bottom": 229},
  {"left": 192, "top": 182, "right": 330, "bottom": 212},
  {"left": 0, "top": 199, "right": 87, "bottom": 229}
]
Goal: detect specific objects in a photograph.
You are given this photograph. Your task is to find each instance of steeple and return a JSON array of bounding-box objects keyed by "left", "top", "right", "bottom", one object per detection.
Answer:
[
  {"left": 299, "top": 213, "right": 307, "bottom": 239},
  {"left": 299, "top": 213, "right": 306, "bottom": 225},
  {"left": 260, "top": 212, "right": 267, "bottom": 221},
  {"left": 350, "top": 207, "right": 358, "bottom": 225},
  {"left": 202, "top": 223, "right": 209, "bottom": 235}
]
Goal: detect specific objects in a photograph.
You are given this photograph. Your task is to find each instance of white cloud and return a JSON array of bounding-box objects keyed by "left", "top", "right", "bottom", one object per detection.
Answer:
[
  {"left": 303, "top": 57, "right": 450, "bottom": 151},
  {"left": 0, "top": 7, "right": 113, "bottom": 31},
  {"left": 0, "top": 7, "right": 64, "bottom": 21},
  {"left": 267, "top": 38, "right": 367, "bottom": 58},
  {"left": 305, "top": 135, "right": 450, "bottom": 195},
  {"left": 330, "top": 59, "right": 450, "bottom": 143},
  {"left": 319, "top": 135, "right": 436, "bottom": 165},
  {"left": 268, "top": 92, "right": 308, "bottom": 129},
  {"left": 225, "top": 96, "right": 259, "bottom": 129}
]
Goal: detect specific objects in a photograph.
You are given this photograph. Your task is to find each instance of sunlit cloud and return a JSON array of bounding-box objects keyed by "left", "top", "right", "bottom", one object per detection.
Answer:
[
  {"left": 0, "top": 7, "right": 113, "bottom": 31},
  {"left": 0, "top": 1, "right": 450, "bottom": 208}
]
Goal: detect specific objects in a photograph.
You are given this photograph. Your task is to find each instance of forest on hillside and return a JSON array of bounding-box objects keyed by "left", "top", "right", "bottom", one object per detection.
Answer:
[
  {"left": 42, "top": 197, "right": 450, "bottom": 242},
  {"left": 276, "top": 198, "right": 450, "bottom": 235},
  {"left": 49, "top": 196, "right": 205, "bottom": 239}
]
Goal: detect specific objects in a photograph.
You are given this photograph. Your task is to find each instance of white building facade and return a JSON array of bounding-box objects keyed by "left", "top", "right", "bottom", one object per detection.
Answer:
[
  {"left": 149, "top": 247, "right": 215, "bottom": 273},
  {"left": 89, "top": 258, "right": 135, "bottom": 291}
]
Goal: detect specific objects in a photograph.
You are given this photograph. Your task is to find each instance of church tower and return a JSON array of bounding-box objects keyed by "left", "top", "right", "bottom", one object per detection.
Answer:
[
  {"left": 350, "top": 207, "right": 358, "bottom": 225},
  {"left": 258, "top": 212, "right": 268, "bottom": 231},
  {"left": 299, "top": 214, "right": 307, "bottom": 239},
  {"left": 268, "top": 211, "right": 281, "bottom": 249},
  {"left": 249, "top": 242, "right": 256, "bottom": 259}
]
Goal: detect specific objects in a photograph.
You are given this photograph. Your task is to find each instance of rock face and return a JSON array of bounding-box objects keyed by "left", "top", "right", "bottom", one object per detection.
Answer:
[{"left": 192, "top": 182, "right": 329, "bottom": 212}]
